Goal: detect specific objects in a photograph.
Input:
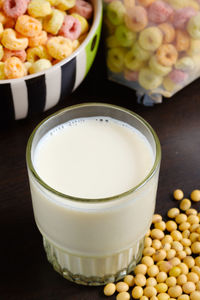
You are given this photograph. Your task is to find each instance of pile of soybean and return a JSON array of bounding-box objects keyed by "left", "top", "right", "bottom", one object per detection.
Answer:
[{"left": 104, "top": 189, "right": 200, "bottom": 300}]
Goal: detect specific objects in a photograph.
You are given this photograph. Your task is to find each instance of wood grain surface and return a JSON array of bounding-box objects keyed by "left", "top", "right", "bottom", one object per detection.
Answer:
[{"left": 1, "top": 44, "right": 200, "bottom": 300}]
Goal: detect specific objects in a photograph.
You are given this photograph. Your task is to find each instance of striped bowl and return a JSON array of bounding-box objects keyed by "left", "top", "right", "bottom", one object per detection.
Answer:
[{"left": 1, "top": 0, "right": 102, "bottom": 121}]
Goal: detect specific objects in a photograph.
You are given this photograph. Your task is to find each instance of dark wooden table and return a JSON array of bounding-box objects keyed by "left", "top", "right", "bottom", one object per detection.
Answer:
[{"left": 1, "top": 44, "right": 200, "bottom": 300}]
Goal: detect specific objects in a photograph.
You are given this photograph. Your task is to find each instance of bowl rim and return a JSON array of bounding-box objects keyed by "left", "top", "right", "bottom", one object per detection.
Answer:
[{"left": 0, "top": 0, "right": 102, "bottom": 85}]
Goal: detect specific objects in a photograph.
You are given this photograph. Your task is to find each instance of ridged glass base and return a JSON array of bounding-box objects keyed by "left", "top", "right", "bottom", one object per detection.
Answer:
[{"left": 43, "top": 237, "right": 144, "bottom": 285}]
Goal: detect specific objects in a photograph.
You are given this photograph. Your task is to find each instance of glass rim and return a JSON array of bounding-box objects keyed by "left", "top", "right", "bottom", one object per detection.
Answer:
[{"left": 26, "top": 102, "right": 161, "bottom": 203}]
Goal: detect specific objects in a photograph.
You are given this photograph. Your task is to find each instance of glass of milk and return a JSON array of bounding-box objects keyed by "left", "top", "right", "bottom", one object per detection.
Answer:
[{"left": 26, "top": 103, "right": 161, "bottom": 285}]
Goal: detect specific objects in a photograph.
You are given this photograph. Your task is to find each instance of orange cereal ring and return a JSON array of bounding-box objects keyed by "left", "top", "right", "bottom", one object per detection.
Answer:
[
  {"left": 4, "top": 56, "right": 26, "bottom": 79},
  {"left": 158, "top": 23, "right": 175, "bottom": 43},
  {"left": 4, "top": 17, "right": 15, "bottom": 28},
  {"left": 175, "top": 29, "right": 190, "bottom": 52},
  {"left": 28, "top": 30, "right": 47, "bottom": 47},
  {"left": 138, "top": 0, "right": 156, "bottom": 7},
  {"left": 2, "top": 49, "right": 26, "bottom": 62},
  {"left": 0, "top": 11, "right": 15, "bottom": 28},
  {"left": 125, "top": 6, "right": 148, "bottom": 32},
  {"left": 52, "top": 59, "right": 60, "bottom": 65},
  {"left": 15, "top": 15, "right": 42, "bottom": 37},
  {"left": 156, "top": 44, "right": 178, "bottom": 67}
]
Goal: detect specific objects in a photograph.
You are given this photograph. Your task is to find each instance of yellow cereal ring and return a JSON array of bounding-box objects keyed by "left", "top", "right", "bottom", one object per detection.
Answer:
[
  {"left": 27, "top": 45, "right": 51, "bottom": 63},
  {"left": 187, "top": 39, "right": 200, "bottom": 56},
  {"left": 28, "top": 30, "right": 47, "bottom": 47},
  {"left": 24, "top": 61, "right": 32, "bottom": 72},
  {"left": 139, "top": 68, "right": 163, "bottom": 90},
  {"left": 47, "top": 36, "right": 73, "bottom": 60},
  {"left": 131, "top": 42, "right": 151, "bottom": 61},
  {"left": 164, "top": 0, "right": 184, "bottom": 9},
  {"left": 56, "top": 0, "right": 75, "bottom": 11},
  {"left": 165, "top": 0, "right": 198, "bottom": 10},
  {"left": 28, "top": 0, "right": 52, "bottom": 18},
  {"left": 29, "top": 58, "right": 52, "bottom": 74},
  {"left": 158, "top": 23, "right": 175, "bottom": 44},
  {"left": 156, "top": 44, "right": 178, "bottom": 67},
  {"left": 106, "top": 1, "right": 125, "bottom": 26},
  {"left": 138, "top": 0, "right": 156, "bottom": 7},
  {"left": 0, "top": 62, "right": 5, "bottom": 79},
  {"left": 107, "top": 47, "right": 125, "bottom": 73},
  {"left": 106, "top": 35, "right": 120, "bottom": 48},
  {"left": 0, "top": 22, "right": 3, "bottom": 38},
  {"left": 72, "top": 39, "right": 80, "bottom": 51},
  {"left": 71, "top": 13, "right": 89, "bottom": 35},
  {"left": 43, "top": 9, "right": 65, "bottom": 35},
  {"left": 175, "top": 56, "right": 194, "bottom": 71},
  {"left": 46, "top": 0, "right": 59, "bottom": 5},
  {"left": 15, "top": 15, "right": 42, "bottom": 37},
  {"left": 139, "top": 27, "right": 163, "bottom": 52},
  {"left": 191, "top": 54, "right": 200, "bottom": 72},
  {"left": 149, "top": 55, "right": 172, "bottom": 76},
  {"left": 175, "top": 29, "right": 190, "bottom": 52},
  {"left": 78, "top": 32, "right": 87, "bottom": 43},
  {"left": 190, "top": 0, "right": 200, "bottom": 10},
  {"left": 0, "top": 44, "right": 4, "bottom": 60},
  {"left": 124, "top": 0, "right": 135, "bottom": 8},
  {"left": 0, "top": 12, "right": 7, "bottom": 24},
  {"left": 163, "top": 76, "right": 177, "bottom": 92},
  {"left": 4, "top": 56, "right": 26, "bottom": 79},
  {"left": 124, "top": 49, "right": 144, "bottom": 71},
  {"left": 1, "top": 28, "right": 28, "bottom": 50}
]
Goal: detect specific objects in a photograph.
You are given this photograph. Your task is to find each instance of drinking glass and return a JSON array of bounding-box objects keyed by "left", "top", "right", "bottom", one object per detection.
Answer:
[{"left": 26, "top": 103, "right": 161, "bottom": 285}]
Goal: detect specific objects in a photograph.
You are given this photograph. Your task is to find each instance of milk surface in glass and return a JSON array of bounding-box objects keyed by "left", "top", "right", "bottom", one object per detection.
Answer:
[
  {"left": 27, "top": 104, "right": 160, "bottom": 285},
  {"left": 33, "top": 117, "right": 154, "bottom": 198}
]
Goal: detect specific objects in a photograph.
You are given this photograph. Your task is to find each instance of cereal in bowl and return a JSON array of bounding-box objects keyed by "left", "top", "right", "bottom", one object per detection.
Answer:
[{"left": 0, "top": 0, "right": 93, "bottom": 79}]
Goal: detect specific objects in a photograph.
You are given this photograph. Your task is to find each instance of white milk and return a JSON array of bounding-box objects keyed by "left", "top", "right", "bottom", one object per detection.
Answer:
[
  {"left": 29, "top": 116, "right": 159, "bottom": 282},
  {"left": 33, "top": 117, "right": 154, "bottom": 199}
]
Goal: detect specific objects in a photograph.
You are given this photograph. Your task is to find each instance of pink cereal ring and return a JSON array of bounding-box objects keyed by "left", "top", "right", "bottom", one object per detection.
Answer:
[
  {"left": 173, "top": 7, "right": 197, "bottom": 29},
  {"left": 169, "top": 69, "right": 188, "bottom": 84},
  {"left": 2, "top": 49, "right": 27, "bottom": 62},
  {"left": 3, "top": 0, "right": 28, "bottom": 18},
  {"left": 148, "top": 1, "right": 173, "bottom": 24},
  {"left": 70, "top": 0, "right": 93, "bottom": 20},
  {"left": 59, "top": 15, "right": 81, "bottom": 41},
  {"left": 124, "top": 69, "right": 139, "bottom": 81}
]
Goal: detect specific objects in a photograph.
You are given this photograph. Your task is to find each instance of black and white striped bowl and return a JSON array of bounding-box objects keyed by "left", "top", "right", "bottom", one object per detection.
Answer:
[{"left": 1, "top": 0, "right": 102, "bottom": 121}]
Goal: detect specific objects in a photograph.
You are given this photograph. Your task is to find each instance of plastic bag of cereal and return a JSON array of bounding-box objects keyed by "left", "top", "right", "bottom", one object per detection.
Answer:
[{"left": 103, "top": 0, "right": 200, "bottom": 105}]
